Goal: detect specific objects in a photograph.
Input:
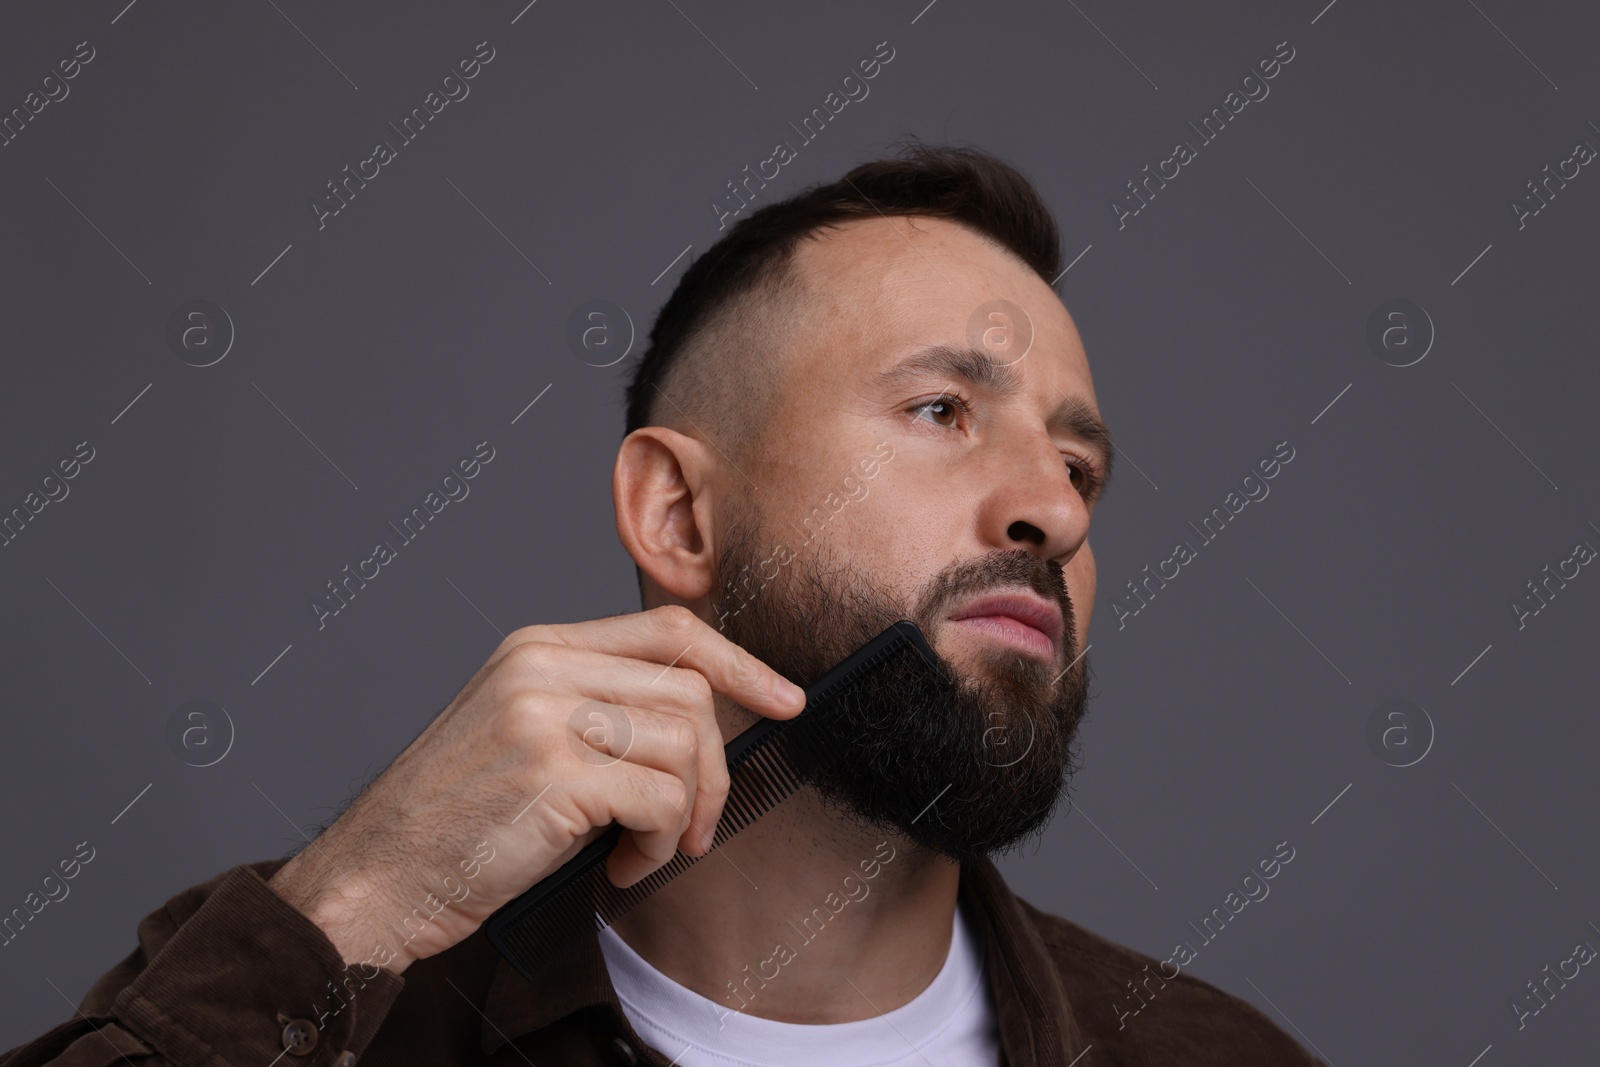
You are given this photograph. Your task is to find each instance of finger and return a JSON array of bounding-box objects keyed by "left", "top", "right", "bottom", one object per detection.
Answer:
[
  {"left": 608, "top": 826, "right": 677, "bottom": 890},
  {"left": 497, "top": 642, "right": 725, "bottom": 713},
  {"left": 565, "top": 703, "right": 698, "bottom": 805},
  {"left": 508, "top": 606, "right": 808, "bottom": 721},
  {"left": 578, "top": 701, "right": 721, "bottom": 859},
  {"left": 503, "top": 644, "right": 733, "bottom": 856},
  {"left": 577, "top": 763, "right": 693, "bottom": 888}
]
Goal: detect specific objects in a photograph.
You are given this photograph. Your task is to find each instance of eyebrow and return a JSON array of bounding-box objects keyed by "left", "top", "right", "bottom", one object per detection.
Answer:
[{"left": 867, "top": 343, "right": 1116, "bottom": 496}]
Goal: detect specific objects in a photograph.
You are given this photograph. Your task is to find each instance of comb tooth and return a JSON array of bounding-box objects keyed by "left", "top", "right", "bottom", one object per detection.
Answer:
[
  {"left": 747, "top": 749, "right": 786, "bottom": 808},
  {"left": 728, "top": 785, "right": 763, "bottom": 825},
  {"left": 738, "top": 754, "right": 773, "bottom": 780},
  {"left": 747, "top": 755, "right": 780, "bottom": 809},
  {"left": 765, "top": 749, "right": 797, "bottom": 794},
  {"left": 738, "top": 759, "right": 777, "bottom": 813},
  {"left": 720, "top": 797, "right": 749, "bottom": 834},
  {"left": 725, "top": 778, "right": 755, "bottom": 821},
  {"left": 774, "top": 734, "right": 801, "bottom": 774},
  {"left": 739, "top": 746, "right": 775, "bottom": 792},
  {"left": 730, "top": 773, "right": 763, "bottom": 818}
]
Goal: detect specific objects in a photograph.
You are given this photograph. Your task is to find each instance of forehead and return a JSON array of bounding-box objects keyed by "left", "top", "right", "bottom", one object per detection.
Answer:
[{"left": 783, "top": 214, "right": 1095, "bottom": 396}]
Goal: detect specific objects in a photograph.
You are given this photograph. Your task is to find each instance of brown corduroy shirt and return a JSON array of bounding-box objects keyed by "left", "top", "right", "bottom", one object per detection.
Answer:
[{"left": 2, "top": 857, "right": 1326, "bottom": 1066}]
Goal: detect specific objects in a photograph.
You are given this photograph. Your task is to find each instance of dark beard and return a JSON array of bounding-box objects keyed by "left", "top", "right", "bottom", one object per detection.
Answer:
[{"left": 711, "top": 517, "right": 1091, "bottom": 866}]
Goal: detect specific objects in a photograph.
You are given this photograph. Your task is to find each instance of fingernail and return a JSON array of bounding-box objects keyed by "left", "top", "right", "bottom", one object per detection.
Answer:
[{"left": 776, "top": 677, "right": 806, "bottom": 707}]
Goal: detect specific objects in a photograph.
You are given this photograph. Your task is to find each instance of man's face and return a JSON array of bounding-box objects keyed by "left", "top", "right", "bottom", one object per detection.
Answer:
[{"left": 710, "top": 215, "right": 1110, "bottom": 864}]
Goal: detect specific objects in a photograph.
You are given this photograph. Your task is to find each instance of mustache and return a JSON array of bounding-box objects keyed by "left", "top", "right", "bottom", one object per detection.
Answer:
[{"left": 916, "top": 549, "right": 1076, "bottom": 651}]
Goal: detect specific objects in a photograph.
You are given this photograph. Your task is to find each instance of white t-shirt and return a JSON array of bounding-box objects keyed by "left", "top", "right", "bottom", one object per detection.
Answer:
[{"left": 597, "top": 900, "right": 1001, "bottom": 1067}]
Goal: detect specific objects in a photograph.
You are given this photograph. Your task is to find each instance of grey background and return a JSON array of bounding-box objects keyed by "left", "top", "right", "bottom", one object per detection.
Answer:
[{"left": 2, "top": 0, "right": 1596, "bottom": 1061}]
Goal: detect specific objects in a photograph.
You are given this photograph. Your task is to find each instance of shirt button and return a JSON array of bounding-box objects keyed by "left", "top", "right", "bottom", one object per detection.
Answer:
[
  {"left": 280, "top": 1017, "right": 319, "bottom": 1056},
  {"left": 610, "top": 1036, "right": 638, "bottom": 1065}
]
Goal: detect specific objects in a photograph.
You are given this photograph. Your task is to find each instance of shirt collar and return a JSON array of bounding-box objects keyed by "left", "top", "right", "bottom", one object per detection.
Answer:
[{"left": 478, "top": 856, "right": 1089, "bottom": 1066}]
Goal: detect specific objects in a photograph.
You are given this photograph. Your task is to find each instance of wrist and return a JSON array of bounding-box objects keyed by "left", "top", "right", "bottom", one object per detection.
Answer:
[{"left": 268, "top": 854, "right": 417, "bottom": 974}]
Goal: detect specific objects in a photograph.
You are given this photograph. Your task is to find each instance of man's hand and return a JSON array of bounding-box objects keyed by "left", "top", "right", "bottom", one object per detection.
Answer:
[{"left": 266, "top": 605, "right": 806, "bottom": 974}]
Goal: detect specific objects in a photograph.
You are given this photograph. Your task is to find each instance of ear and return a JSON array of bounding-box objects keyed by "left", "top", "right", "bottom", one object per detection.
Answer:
[{"left": 613, "top": 427, "right": 722, "bottom": 603}]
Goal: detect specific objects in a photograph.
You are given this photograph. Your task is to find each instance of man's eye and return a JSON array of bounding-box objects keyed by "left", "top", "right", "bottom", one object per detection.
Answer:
[
  {"left": 911, "top": 394, "right": 969, "bottom": 427},
  {"left": 1068, "top": 458, "right": 1105, "bottom": 501}
]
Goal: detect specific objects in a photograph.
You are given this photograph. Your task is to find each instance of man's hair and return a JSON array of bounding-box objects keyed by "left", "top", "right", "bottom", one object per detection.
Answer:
[{"left": 621, "top": 140, "right": 1064, "bottom": 605}]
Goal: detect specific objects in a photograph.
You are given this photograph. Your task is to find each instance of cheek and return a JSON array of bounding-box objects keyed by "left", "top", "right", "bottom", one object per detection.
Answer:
[
  {"left": 1074, "top": 540, "right": 1097, "bottom": 634},
  {"left": 827, "top": 503, "right": 936, "bottom": 608}
]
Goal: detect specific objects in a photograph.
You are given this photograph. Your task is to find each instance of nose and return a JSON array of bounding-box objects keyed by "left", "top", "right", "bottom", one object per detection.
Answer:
[{"left": 977, "top": 435, "right": 1091, "bottom": 566}]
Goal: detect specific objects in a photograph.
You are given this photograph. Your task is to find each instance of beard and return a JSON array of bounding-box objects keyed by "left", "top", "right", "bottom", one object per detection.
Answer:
[{"left": 711, "top": 512, "right": 1091, "bottom": 866}]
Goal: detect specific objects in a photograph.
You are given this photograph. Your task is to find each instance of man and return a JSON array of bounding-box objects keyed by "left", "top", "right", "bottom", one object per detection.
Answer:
[{"left": 3, "top": 143, "right": 1324, "bottom": 1066}]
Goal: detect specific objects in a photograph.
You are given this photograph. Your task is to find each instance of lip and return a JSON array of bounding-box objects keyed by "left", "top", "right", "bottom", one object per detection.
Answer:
[{"left": 946, "top": 591, "right": 1063, "bottom": 657}]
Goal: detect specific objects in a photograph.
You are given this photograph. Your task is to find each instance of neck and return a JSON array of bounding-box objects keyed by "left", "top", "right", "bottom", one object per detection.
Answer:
[{"left": 606, "top": 783, "right": 962, "bottom": 1025}]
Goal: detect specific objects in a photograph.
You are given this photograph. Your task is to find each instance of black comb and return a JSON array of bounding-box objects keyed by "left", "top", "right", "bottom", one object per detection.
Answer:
[{"left": 484, "top": 619, "right": 937, "bottom": 982}]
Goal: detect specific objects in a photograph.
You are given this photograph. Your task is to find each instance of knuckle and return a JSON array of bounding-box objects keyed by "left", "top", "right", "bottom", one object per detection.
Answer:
[
  {"left": 535, "top": 789, "right": 590, "bottom": 844},
  {"left": 540, "top": 790, "right": 608, "bottom": 844},
  {"left": 731, "top": 652, "right": 767, "bottom": 694},
  {"left": 635, "top": 767, "right": 683, "bottom": 811},
  {"left": 502, "top": 640, "right": 556, "bottom": 680},
  {"left": 653, "top": 604, "right": 700, "bottom": 636},
  {"left": 505, "top": 688, "right": 553, "bottom": 729},
  {"left": 658, "top": 776, "right": 689, "bottom": 814},
  {"left": 663, "top": 718, "right": 697, "bottom": 757},
  {"left": 499, "top": 623, "right": 546, "bottom": 649},
  {"left": 676, "top": 668, "right": 714, "bottom": 704},
  {"left": 492, "top": 704, "right": 558, "bottom": 764},
  {"left": 492, "top": 625, "right": 546, "bottom": 662}
]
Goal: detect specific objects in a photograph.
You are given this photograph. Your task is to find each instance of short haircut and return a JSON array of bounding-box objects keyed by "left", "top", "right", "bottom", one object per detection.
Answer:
[
  {"left": 624, "top": 141, "right": 1063, "bottom": 446},
  {"left": 621, "top": 140, "right": 1065, "bottom": 603}
]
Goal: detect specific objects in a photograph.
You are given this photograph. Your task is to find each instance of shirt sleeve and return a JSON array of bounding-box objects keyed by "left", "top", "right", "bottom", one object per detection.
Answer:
[{"left": 0, "top": 862, "right": 406, "bottom": 1067}]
